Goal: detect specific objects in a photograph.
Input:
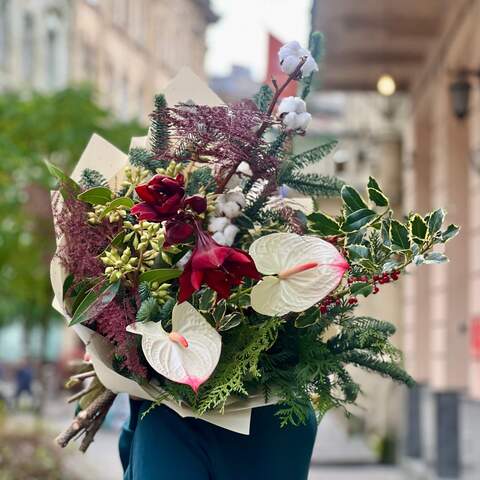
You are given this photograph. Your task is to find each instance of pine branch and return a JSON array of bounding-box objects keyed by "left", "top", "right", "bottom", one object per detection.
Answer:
[{"left": 80, "top": 168, "right": 108, "bottom": 189}]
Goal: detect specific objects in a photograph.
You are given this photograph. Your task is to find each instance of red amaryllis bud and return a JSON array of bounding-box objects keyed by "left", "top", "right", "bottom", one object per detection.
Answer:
[
  {"left": 185, "top": 195, "right": 207, "bottom": 214},
  {"left": 164, "top": 219, "right": 194, "bottom": 246},
  {"left": 178, "top": 229, "right": 260, "bottom": 302},
  {"left": 131, "top": 174, "right": 186, "bottom": 222}
]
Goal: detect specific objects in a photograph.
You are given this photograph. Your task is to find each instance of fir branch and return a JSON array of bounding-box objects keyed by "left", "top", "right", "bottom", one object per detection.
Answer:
[
  {"left": 150, "top": 94, "right": 169, "bottom": 156},
  {"left": 253, "top": 85, "right": 274, "bottom": 113},
  {"left": 138, "top": 282, "right": 151, "bottom": 302},
  {"left": 129, "top": 147, "right": 164, "bottom": 173},
  {"left": 342, "top": 350, "right": 415, "bottom": 386},
  {"left": 289, "top": 140, "right": 338, "bottom": 170},
  {"left": 266, "top": 131, "right": 288, "bottom": 158},
  {"left": 282, "top": 172, "right": 344, "bottom": 198},
  {"left": 301, "top": 31, "right": 325, "bottom": 100},
  {"left": 185, "top": 166, "right": 215, "bottom": 195},
  {"left": 80, "top": 168, "right": 108, "bottom": 189}
]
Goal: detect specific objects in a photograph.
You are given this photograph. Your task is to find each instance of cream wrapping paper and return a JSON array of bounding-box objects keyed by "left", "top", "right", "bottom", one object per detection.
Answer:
[{"left": 49, "top": 69, "right": 277, "bottom": 435}]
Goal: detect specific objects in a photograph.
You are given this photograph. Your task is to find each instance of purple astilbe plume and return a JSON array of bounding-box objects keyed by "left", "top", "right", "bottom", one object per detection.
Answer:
[
  {"left": 93, "top": 297, "right": 148, "bottom": 378},
  {"left": 53, "top": 194, "right": 120, "bottom": 279},
  {"left": 165, "top": 101, "right": 280, "bottom": 186}
]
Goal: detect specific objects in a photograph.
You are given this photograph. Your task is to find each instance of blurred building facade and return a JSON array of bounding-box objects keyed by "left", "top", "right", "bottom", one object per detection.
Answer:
[
  {"left": 313, "top": 1, "right": 480, "bottom": 479},
  {"left": 0, "top": 0, "right": 216, "bottom": 121}
]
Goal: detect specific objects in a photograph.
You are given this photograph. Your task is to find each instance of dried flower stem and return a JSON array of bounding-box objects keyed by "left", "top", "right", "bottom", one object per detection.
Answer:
[
  {"left": 56, "top": 389, "right": 116, "bottom": 451},
  {"left": 215, "top": 57, "right": 307, "bottom": 194}
]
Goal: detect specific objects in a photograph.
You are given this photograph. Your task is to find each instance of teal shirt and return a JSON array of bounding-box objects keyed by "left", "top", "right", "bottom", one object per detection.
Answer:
[{"left": 120, "top": 400, "right": 317, "bottom": 480}]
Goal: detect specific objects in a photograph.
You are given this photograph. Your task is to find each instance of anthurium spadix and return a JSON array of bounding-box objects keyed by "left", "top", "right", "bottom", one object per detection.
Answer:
[
  {"left": 126, "top": 302, "right": 221, "bottom": 392},
  {"left": 249, "top": 233, "right": 349, "bottom": 316}
]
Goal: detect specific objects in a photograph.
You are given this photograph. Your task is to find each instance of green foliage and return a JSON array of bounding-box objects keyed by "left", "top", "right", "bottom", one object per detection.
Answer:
[
  {"left": 196, "top": 317, "right": 284, "bottom": 414},
  {"left": 282, "top": 171, "right": 344, "bottom": 197},
  {"left": 136, "top": 297, "right": 159, "bottom": 323},
  {"left": 301, "top": 31, "right": 324, "bottom": 99},
  {"left": 253, "top": 84, "right": 274, "bottom": 112},
  {"left": 0, "top": 87, "right": 143, "bottom": 337},
  {"left": 129, "top": 147, "right": 164, "bottom": 173},
  {"left": 278, "top": 140, "right": 343, "bottom": 198},
  {"left": 150, "top": 94, "right": 169, "bottom": 155},
  {"left": 185, "top": 166, "right": 215, "bottom": 195},
  {"left": 80, "top": 168, "right": 108, "bottom": 189}
]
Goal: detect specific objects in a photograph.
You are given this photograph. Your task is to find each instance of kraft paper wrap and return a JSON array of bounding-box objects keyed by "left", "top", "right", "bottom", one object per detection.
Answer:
[{"left": 49, "top": 69, "right": 277, "bottom": 435}]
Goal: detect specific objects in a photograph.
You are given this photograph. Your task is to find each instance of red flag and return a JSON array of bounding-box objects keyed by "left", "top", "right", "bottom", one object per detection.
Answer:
[{"left": 265, "top": 33, "right": 297, "bottom": 99}]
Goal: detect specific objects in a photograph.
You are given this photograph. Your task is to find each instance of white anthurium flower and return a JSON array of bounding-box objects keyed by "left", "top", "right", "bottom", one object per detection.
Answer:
[
  {"left": 249, "top": 233, "right": 349, "bottom": 317},
  {"left": 278, "top": 41, "right": 319, "bottom": 77},
  {"left": 126, "top": 302, "right": 221, "bottom": 392}
]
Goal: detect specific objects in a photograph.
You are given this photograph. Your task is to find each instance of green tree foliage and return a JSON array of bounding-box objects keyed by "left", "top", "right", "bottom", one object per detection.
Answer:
[{"left": 0, "top": 87, "right": 144, "bottom": 348}]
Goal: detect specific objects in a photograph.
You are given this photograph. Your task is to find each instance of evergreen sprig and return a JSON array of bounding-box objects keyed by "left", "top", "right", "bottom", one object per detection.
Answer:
[
  {"left": 150, "top": 94, "right": 169, "bottom": 156},
  {"left": 281, "top": 171, "right": 344, "bottom": 197},
  {"left": 80, "top": 168, "right": 108, "bottom": 189},
  {"left": 185, "top": 166, "right": 215, "bottom": 195},
  {"left": 129, "top": 147, "right": 164, "bottom": 173},
  {"left": 253, "top": 85, "right": 274, "bottom": 113}
]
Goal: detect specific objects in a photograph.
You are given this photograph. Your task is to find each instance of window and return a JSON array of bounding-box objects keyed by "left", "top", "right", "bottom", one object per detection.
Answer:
[
  {"left": 0, "top": 0, "right": 9, "bottom": 67},
  {"left": 22, "top": 12, "right": 35, "bottom": 82},
  {"left": 46, "top": 29, "right": 58, "bottom": 88}
]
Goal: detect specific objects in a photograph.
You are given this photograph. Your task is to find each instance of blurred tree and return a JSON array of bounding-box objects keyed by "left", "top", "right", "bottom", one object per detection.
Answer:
[{"left": 0, "top": 87, "right": 145, "bottom": 394}]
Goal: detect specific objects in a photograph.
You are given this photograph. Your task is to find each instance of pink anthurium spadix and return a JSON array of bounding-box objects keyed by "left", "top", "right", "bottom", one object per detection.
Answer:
[
  {"left": 126, "top": 302, "right": 221, "bottom": 392},
  {"left": 249, "top": 233, "right": 349, "bottom": 316}
]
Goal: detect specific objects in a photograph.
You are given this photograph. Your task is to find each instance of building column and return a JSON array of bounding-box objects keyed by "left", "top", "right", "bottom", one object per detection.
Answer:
[{"left": 429, "top": 75, "right": 470, "bottom": 479}]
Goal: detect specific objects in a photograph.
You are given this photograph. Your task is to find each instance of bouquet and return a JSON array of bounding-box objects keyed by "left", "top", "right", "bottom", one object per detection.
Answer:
[{"left": 48, "top": 34, "right": 458, "bottom": 452}]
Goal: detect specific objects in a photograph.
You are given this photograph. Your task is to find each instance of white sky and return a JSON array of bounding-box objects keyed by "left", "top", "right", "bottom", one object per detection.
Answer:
[{"left": 206, "top": 0, "right": 312, "bottom": 81}]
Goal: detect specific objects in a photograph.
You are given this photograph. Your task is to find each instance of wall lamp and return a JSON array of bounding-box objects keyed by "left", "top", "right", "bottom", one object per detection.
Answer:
[{"left": 449, "top": 69, "right": 480, "bottom": 119}]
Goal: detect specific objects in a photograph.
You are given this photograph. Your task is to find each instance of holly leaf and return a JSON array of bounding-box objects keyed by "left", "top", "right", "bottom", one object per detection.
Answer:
[
  {"left": 218, "top": 313, "right": 242, "bottom": 331},
  {"left": 442, "top": 224, "right": 460, "bottom": 242},
  {"left": 307, "top": 212, "right": 341, "bottom": 236},
  {"left": 350, "top": 282, "right": 373, "bottom": 297},
  {"left": 423, "top": 252, "right": 448, "bottom": 264},
  {"left": 427, "top": 209, "right": 445, "bottom": 234},
  {"left": 341, "top": 185, "right": 368, "bottom": 213},
  {"left": 390, "top": 220, "right": 411, "bottom": 250},
  {"left": 410, "top": 214, "right": 428, "bottom": 243},
  {"left": 347, "top": 245, "right": 369, "bottom": 260},
  {"left": 342, "top": 209, "right": 377, "bottom": 233}
]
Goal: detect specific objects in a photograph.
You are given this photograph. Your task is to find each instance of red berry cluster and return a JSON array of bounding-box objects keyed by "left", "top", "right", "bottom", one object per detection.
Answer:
[{"left": 319, "top": 295, "right": 341, "bottom": 314}]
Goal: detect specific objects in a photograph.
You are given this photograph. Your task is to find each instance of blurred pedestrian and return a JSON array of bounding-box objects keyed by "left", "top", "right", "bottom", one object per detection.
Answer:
[{"left": 13, "top": 358, "right": 34, "bottom": 408}]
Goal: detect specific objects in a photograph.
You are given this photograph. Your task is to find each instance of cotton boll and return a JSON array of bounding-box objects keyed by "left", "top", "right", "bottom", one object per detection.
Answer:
[
  {"left": 296, "top": 112, "right": 312, "bottom": 130},
  {"left": 218, "top": 201, "right": 241, "bottom": 219},
  {"left": 278, "top": 96, "right": 299, "bottom": 115},
  {"left": 236, "top": 161, "right": 253, "bottom": 177},
  {"left": 302, "top": 56, "right": 319, "bottom": 76},
  {"left": 223, "top": 224, "right": 240, "bottom": 246},
  {"left": 293, "top": 98, "right": 307, "bottom": 113},
  {"left": 283, "top": 111, "right": 300, "bottom": 130},
  {"left": 208, "top": 216, "right": 230, "bottom": 233},
  {"left": 226, "top": 191, "right": 246, "bottom": 208},
  {"left": 279, "top": 56, "right": 299, "bottom": 75},
  {"left": 278, "top": 41, "right": 302, "bottom": 62},
  {"left": 212, "top": 231, "right": 227, "bottom": 245}
]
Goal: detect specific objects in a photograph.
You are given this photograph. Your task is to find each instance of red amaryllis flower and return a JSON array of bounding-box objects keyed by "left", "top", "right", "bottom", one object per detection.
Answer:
[
  {"left": 131, "top": 173, "right": 206, "bottom": 222},
  {"left": 178, "top": 229, "right": 261, "bottom": 302}
]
